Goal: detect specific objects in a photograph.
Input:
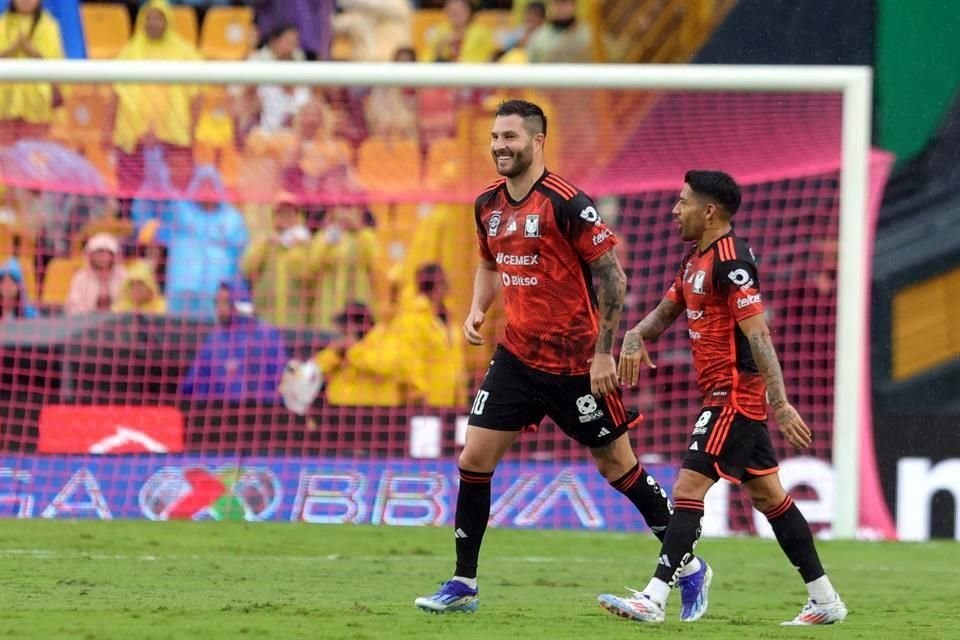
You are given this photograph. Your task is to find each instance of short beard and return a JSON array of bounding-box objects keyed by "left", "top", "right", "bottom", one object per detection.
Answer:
[{"left": 497, "top": 151, "right": 532, "bottom": 178}]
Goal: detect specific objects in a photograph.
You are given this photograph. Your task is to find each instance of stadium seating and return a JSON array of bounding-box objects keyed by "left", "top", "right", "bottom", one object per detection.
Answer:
[
  {"left": 79, "top": 4, "right": 131, "bottom": 59},
  {"left": 41, "top": 256, "right": 84, "bottom": 305},
  {"left": 199, "top": 6, "right": 254, "bottom": 60},
  {"left": 424, "top": 137, "right": 467, "bottom": 191},
  {"left": 411, "top": 9, "right": 445, "bottom": 61},
  {"left": 356, "top": 138, "right": 421, "bottom": 193},
  {"left": 172, "top": 6, "right": 200, "bottom": 46}
]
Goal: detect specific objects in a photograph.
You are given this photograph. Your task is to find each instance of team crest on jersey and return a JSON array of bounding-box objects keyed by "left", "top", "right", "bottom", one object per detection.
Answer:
[
  {"left": 692, "top": 270, "right": 706, "bottom": 295},
  {"left": 488, "top": 211, "right": 502, "bottom": 236},
  {"left": 524, "top": 214, "right": 540, "bottom": 238}
]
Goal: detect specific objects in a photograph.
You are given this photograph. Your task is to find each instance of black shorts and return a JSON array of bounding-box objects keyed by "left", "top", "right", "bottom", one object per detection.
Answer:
[
  {"left": 468, "top": 345, "right": 640, "bottom": 448},
  {"left": 681, "top": 405, "right": 779, "bottom": 484}
]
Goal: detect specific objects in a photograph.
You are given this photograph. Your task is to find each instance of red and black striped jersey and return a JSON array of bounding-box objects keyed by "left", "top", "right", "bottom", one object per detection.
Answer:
[
  {"left": 665, "top": 232, "right": 768, "bottom": 419},
  {"left": 475, "top": 170, "right": 618, "bottom": 375}
]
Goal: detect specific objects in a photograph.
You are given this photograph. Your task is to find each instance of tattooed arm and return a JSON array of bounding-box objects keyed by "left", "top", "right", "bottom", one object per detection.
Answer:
[
  {"left": 588, "top": 248, "right": 627, "bottom": 396},
  {"left": 618, "top": 298, "right": 683, "bottom": 386},
  {"left": 738, "top": 313, "right": 812, "bottom": 449}
]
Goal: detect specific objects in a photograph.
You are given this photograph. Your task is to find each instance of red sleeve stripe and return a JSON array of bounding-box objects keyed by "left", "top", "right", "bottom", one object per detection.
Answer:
[
  {"left": 718, "top": 237, "right": 736, "bottom": 262},
  {"left": 479, "top": 178, "right": 505, "bottom": 195},
  {"left": 545, "top": 173, "right": 578, "bottom": 194},
  {"left": 705, "top": 406, "right": 735, "bottom": 455},
  {"left": 543, "top": 175, "right": 577, "bottom": 200}
]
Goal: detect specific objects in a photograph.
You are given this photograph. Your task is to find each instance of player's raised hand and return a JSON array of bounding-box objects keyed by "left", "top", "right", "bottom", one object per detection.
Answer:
[
  {"left": 774, "top": 403, "right": 812, "bottom": 449},
  {"left": 617, "top": 329, "right": 656, "bottom": 387},
  {"left": 463, "top": 309, "right": 486, "bottom": 346},
  {"left": 590, "top": 353, "right": 619, "bottom": 396}
]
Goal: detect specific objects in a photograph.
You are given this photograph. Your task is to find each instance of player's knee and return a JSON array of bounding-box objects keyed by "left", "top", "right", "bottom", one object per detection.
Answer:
[
  {"left": 457, "top": 449, "right": 496, "bottom": 473},
  {"left": 593, "top": 457, "right": 629, "bottom": 482},
  {"left": 671, "top": 471, "right": 711, "bottom": 501},
  {"left": 589, "top": 438, "right": 636, "bottom": 481},
  {"left": 747, "top": 485, "right": 787, "bottom": 513}
]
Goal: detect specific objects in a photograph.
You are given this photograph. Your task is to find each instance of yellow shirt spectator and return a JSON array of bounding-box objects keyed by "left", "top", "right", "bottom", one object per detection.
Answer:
[
  {"left": 0, "top": 3, "right": 64, "bottom": 126},
  {"left": 315, "top": 264, "right": 465, "bottom": 408},
  {"left": 112, "top": 0, "right": 201, "bottom": 154},
  {"left": 426, "top": 0, "right": 497, "bottom": 63},
  {"left": 306, "top": 205, "right": 379, "bottom": 332},
  {"left": 240, "top": 192, "right": 311, "bottom": 328},
  {"left": 112, "top": 260, "right": 167, "bottom": 315}
]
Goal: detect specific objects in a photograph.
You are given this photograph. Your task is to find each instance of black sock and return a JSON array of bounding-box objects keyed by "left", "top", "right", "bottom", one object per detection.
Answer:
[
  {"left": 454, "top": 467, "right": 493, "bottom": 580},
  {"left": 765, "top": 496, "right": 825, "bottom": 583},
  {"left": 652, "top": 498, "right": 704, "bottom": 586},
  {"left": 610, "top": 463, "right": 672, "bottom": 541}
]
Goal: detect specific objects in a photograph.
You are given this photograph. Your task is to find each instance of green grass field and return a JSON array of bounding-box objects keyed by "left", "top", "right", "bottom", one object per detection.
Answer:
[{"left": 0, "top": 520, "right": 956, "bottom": 640}]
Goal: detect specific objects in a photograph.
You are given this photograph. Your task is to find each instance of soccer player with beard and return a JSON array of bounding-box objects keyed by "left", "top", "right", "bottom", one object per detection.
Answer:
[
  {"left": 414, "top": 101, "right": 712, "bottom": 620},
  {"left": 598, "top": 170, "right": 847, "bottom": 626}
]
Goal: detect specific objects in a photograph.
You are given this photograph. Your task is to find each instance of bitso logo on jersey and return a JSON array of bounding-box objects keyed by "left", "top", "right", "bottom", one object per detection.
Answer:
[{"left": 524, "top": 214, "right": 540, "bottom": 237}]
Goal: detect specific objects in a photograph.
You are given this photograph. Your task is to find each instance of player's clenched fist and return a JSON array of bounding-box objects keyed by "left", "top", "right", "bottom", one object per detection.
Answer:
[
  {"left": 463, "top": 309, "right": 486, "bottom": 345},
  {"left": 590, "top": 353, "right": 618, "bottom": 396},
  {"left": 618, "top": 329, "right": 656, "bottom": 387}
]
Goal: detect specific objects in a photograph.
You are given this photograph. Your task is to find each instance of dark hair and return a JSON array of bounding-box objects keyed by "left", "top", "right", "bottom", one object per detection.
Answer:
[
  {"left": 0, "top": 272, "right": 24, "bottom": 318},
  {"left": 526, "top": 1, "right": 547, "bottom": 18},
  {"left": 684, "top": 170, "right": 741, "bottom": 215},
  {"left": 265, "top": 24, "right": 297, "bottom": 44},
  {"left": 447, "top": 0, "right": 476, "bottom": 15},
  {"left": 8, "top": 0, "right": 43, "bottom": 38},
  {"left": 416, "top": 263, "right": 446, "bottom": 296},
  {"left": 393, "top": 46, "right": 417, "bottom": 62},
  {"left": 495, "top": 99, "right": 547, "bottom": 137}
]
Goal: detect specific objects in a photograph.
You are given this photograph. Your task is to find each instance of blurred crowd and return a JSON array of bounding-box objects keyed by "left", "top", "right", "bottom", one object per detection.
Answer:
[
  {"left": 0, "top": 0, "right": 738, "bottom": 413},
  {"left": 0, "top": 0, "right": 600, "bottom": 407}
]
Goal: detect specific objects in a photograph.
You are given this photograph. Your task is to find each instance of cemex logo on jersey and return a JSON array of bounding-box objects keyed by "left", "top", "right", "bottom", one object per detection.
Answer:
[
  {"left": 686, "top": 309, "right": 704, "bottom": 320},
  {"left": 496, "top": 253, "right": 540, "bottom": 266},
  {"left": 576, "top": 394, "right": 604, "bottom": 423},
  {"left": 38, "top": 405, "right": 184, "bottom": 454},
  {"left": 488, "top": 211, "right": 502, "bottom": 236},
  {"left": 737, "top": 293, "right": 762, "bottom": 309}
]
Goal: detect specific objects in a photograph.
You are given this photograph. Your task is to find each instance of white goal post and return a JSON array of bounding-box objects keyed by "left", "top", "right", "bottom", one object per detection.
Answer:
[{"left": 0, "top": 60, "right": 872, "bottom": 539}]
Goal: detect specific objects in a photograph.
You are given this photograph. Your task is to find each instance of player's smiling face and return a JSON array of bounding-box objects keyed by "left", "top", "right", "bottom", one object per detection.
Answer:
[
  {"left": 673, "top": 183, "right": 708, "bottom": 242},
  {"left": 490, "top": 115, "right": 538, "bottom": 178}
]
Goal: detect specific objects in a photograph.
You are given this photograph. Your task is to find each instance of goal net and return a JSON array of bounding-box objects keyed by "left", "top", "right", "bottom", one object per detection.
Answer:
[{"left": 0, "top": 62, "right": 893, "bottom": 537}]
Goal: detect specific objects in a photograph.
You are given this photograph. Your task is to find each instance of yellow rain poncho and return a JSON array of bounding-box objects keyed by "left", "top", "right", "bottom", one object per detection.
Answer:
[
  {"left": 113, "top": 0, "right": 201, "bottom": 153},
  {"left": 315, "top": 292, "right": 465, "bottom": 408},
  {"left": 112, "top": 260, "right": 167, "bottom": 315},
  {"left": 0, "top": 8, "right": 63, "bottom": 123}
]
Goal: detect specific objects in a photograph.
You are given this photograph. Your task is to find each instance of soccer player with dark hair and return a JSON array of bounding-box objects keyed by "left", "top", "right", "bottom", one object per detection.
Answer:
[
  {"left": 598, "top": 170, "right": 848, "bottom": 626},
  {"left": 414, "top": 101, "right": 712, "bottom": 619}
]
